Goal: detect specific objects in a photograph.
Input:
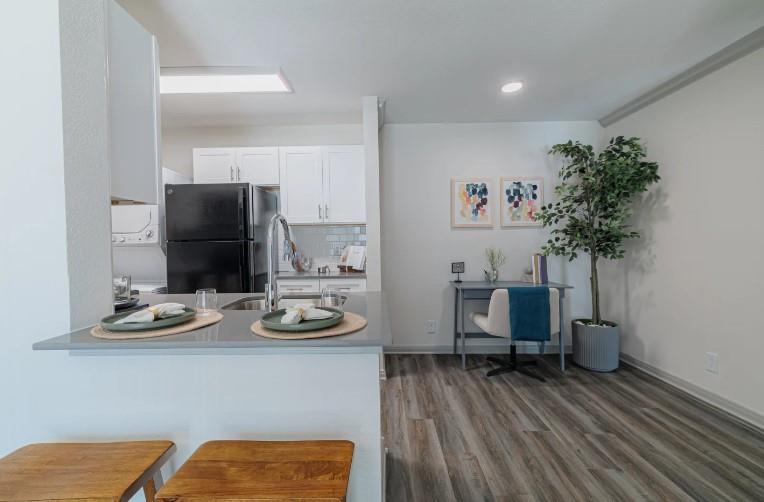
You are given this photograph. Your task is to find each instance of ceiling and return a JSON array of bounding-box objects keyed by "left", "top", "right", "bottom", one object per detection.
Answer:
[{"left": 120, "top": 0, "right": 764, "bottom": 127}]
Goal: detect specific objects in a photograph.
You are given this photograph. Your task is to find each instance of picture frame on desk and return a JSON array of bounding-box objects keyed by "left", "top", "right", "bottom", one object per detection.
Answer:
[{"left": 451, "top": 261, "right": 465, "bottom": 282}]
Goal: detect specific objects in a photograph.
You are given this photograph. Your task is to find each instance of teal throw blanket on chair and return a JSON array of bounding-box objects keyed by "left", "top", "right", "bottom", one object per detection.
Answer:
[{"left": 508, "top": 286, "right": 551, "bottom": 342}]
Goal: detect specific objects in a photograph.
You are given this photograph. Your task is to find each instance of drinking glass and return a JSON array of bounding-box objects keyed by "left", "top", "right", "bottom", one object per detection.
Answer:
[
  {"left": 320, "top": 287, "right": 342, "bottom": 311},
  {"left": 112, "top": 275, "right": 131, "bottom": 301},
  {"left": 195, "top": 288, "right": 218, "bottom": 315}
]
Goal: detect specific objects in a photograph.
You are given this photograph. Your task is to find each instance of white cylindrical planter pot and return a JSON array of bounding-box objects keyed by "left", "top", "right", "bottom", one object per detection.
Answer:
[{"left": 572, "top": 321, "right": 620, "bottom": 372}]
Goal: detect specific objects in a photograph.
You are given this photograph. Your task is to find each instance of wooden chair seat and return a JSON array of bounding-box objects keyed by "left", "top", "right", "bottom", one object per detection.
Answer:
[
  {"left": 0, "top": 441, "right": 175, "bottom": 502},
  {"left": 156, "top": 440, "right": 354, "bottom": 502}
]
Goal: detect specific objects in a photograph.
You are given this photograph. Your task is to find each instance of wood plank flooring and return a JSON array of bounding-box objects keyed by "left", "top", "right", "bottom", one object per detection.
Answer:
[{"left": 382, "top": 354, "right": 764, "bottom": 501}]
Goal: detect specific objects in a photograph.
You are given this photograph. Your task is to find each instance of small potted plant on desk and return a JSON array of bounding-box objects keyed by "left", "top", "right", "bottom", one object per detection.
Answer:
[
  {"left": 484, "top": 247, "right": 506, "bottom": 283},
  {"left": 537, "top": 136, "right": 659, "bottom": 372}
]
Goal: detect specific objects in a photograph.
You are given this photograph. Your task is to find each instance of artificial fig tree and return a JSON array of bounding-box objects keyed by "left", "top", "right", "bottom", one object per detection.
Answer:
[{"left": 537, "top": 136, "right": 659, "bottom": 325}]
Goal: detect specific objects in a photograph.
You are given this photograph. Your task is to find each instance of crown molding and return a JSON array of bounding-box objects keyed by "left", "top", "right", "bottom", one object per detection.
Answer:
[{"left": 600, "top": 25, "right": 764, "bottom": 127}]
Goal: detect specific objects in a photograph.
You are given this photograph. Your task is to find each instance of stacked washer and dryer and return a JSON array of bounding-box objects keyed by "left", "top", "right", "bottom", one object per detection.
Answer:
[{"left": 111, "top": 167, "right": 191, "bottom": 295}]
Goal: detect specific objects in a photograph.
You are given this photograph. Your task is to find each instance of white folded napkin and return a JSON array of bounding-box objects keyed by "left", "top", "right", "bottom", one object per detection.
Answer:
[
  {"left": 115, "top": 303, "right": 187, "bottom": 324},
  {"left": 280, "top": 303, "right": 334, "bottom": 325}
]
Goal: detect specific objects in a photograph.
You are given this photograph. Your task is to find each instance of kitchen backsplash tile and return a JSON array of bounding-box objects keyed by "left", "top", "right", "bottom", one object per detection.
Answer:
[{"left": 291, "top": 225, "right": 367, "bottom": 258}]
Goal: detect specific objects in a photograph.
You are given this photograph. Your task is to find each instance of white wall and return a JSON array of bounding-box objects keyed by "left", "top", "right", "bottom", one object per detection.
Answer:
[
  {"left": 380, "top": 121, "right": 603, "bottom": 350},
  {"left": 601, "top": 48, "right": 764, "bottom": 418},
  {"left": 60, "top": 0, "right": 114, "bottom": 328},
  {"left": 0, "top": 0, "right": 112, "bottom": 452},
  {"left": 162, "top": 123, "right": 364, "bottom": 176},
  {"left": 0, "top": 0, "right": 70, "bottom": 334},
  {"left": 362, "top": 97, "right": 382, "bottom": 291}
]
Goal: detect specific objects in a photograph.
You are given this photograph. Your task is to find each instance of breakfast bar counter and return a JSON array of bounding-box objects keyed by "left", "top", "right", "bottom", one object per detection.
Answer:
[
  {"left": 29, "top": 291, "right": 389, "bottom": 502},
  {"left": 33, "top": 292, "right": 389, "bottom": 353}
]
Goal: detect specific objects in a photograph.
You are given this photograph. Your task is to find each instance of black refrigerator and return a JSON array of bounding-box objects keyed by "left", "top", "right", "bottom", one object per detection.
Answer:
[{"left": 165, "top": 183, "right": 277, "bottom": 294}]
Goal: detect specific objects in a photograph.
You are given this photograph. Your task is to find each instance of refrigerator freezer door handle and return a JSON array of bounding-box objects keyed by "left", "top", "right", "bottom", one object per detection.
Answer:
[
  {"left": 239, "top": 244, "right": 246, "bottom": 292},
  {"left": 249, "top": 243, "right": 255, "bottom": 291},
  {"left": 237, "top": 187, "right": 246, "bottom": 240}
]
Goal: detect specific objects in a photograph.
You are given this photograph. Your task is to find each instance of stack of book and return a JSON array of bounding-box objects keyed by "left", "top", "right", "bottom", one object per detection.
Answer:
[{"left": 531, "top": 253, "right": 548, "bottom": 284}]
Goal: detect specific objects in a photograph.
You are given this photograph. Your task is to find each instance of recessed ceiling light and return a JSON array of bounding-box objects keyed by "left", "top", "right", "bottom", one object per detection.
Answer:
[
  {"left": 160, "top": 67, "right": 291, "bottom": 94},
  {"left": 501, "top": 81, "right": 523, "bottom": 94}
]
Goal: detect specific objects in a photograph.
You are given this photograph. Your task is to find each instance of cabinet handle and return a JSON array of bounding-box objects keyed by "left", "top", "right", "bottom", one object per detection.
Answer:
[
  {"left": 284, "top": 287, "right": 305, "bottom": 291},
  {"left": 325, "top": 204, "right": 329, "bottom": 220},
  {"left": 318, "top": 204, "right": 322, "bottom": 220},
  {"left": 237, "top": 166, "right": 241, "bottom": 180},
  {"left": 230, "top": 166, "right": 234, "bottom": 181}
]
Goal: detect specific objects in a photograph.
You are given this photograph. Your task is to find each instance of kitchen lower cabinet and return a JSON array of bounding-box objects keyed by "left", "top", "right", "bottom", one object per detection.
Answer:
[
  {"left": 319, "top": 277, "right": 367, "bottom": 292},
  {"left": 276, "top": 277, "right": 366, "bottom": 294},
  {"left": 277, "top": 279, "right": 321, "bottom": 295}
]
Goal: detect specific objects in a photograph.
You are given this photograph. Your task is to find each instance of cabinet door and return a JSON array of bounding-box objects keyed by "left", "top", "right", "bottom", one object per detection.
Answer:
[
  {"left": 279, "top": 147, "right": 324, "bottom": 223},
  {"left": 193, "top": 148, "right": 236, "bottom": 183},
  {"left": 236, "top": 147, "right": 279, "bottom": 186},
  {"left": 277, "top": 279, "right": 321, "bottom": 295},
  {"left": 323, "top": 146, "right": 366, "bottom": 224},
  {"left": 108, "top": 0, "right": 160, "bottom": 203},
  {"left": 319, "top": 278, "right": 367, "bottom": 292}
]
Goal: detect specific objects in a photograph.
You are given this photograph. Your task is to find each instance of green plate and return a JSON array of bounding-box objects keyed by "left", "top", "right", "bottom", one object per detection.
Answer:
[
  {"left": 260, "top": 307, "right": 344, "bottom": 332},
  {"left": 100, "top": 307, "right": 197, "bottom": 332}
]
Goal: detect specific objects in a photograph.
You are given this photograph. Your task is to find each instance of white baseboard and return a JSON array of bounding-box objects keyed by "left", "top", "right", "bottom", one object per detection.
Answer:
[
  {"left": 383, "top": 344, "right": 571, "bottom": 355},
  {"left": 620, "top": 353, "right": 764, "bottom": 431}
]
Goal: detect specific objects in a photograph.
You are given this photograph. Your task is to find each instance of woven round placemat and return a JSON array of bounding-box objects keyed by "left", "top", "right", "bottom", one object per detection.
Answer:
[
  {"left": 90, "top": 312, "right": 223, "bottom": 340},
  {"left": 251, "top": 311, "right": 368, "bottom": 340}
]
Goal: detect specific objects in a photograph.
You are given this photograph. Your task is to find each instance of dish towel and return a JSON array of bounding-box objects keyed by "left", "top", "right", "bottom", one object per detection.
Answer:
[
  {"left": 115, "top": 303, "right": 187, "bottom": 324},
  {"left": 280, "top": 304, "right": 334, "bottom": 324},
  {"left": 508, "top": 286, "right": 551, "bottom": 342}
]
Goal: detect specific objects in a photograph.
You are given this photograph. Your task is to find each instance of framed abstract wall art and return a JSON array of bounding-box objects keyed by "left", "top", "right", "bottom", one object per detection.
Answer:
[
  {"left": 451, "top": 177, "right": 493, "bottom": 228},
  {"left": 500, "top": 177, "right": 544, "bottom": 227}
]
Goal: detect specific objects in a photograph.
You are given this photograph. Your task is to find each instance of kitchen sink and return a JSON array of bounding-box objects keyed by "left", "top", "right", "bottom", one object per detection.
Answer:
[{"left": 221, "top": 293, "right": 347, "bottom": 311}]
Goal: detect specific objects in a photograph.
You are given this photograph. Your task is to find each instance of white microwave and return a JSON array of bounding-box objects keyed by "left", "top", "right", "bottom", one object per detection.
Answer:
[{"left": 111, "top": 204, "right": 160, "bottom": 246}]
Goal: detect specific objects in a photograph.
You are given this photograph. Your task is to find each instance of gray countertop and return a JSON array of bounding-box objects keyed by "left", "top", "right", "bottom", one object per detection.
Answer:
[
  {"left": 33, "top": 291, "right": 389, "bottom": 353},
  {"left": 277, "top": 270, "right": 366, "bottom": 279}
]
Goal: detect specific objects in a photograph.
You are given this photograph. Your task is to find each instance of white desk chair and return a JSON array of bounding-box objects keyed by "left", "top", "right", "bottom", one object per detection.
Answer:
[{"left": 469, "top": 288, "right": 560, "bottom": 380}]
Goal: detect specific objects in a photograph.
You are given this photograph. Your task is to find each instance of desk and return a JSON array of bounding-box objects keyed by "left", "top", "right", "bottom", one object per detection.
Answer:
[{"left": 452, "top": 281, "right": 574, "bottom": 371}]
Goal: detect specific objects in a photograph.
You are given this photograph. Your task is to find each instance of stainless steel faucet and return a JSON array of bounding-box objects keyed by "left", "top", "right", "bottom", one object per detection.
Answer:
[{"left": 265, "top": 213, "right": 294, "bottom": 312}]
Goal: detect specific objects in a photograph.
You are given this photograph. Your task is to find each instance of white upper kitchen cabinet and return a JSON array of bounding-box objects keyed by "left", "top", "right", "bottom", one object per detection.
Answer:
[
  {"left": 279, "top": 145, "right": 366, "bottom": 224},
  {"left": 193, "top": 147, "right": 279, "bottom": 185},
  {"left": 192, "top": 144, "right": 365, "bottom": 224},
  {"left": 108, "top": 0, "right": 161, "bottom": 204},
  {"left": 279, "top": 146, "right": 324, "bottom": 223},
  {"left": 236, "top": 147, "right": 279, "bottom": 186},
  {"left": 323, "top": 145, "right": 365, "bottom": 224},
  {"left": 193, "top": 148, "right": 236, "bottom": 183}
]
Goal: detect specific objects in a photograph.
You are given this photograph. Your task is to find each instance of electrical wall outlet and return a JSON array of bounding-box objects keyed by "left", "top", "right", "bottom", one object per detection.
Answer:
[
  {"left": 706, "top": 352, "right": 719, "bottom": 374},
  {"left": 426, "top": 320, "right": 437, "bottom": 334}
]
